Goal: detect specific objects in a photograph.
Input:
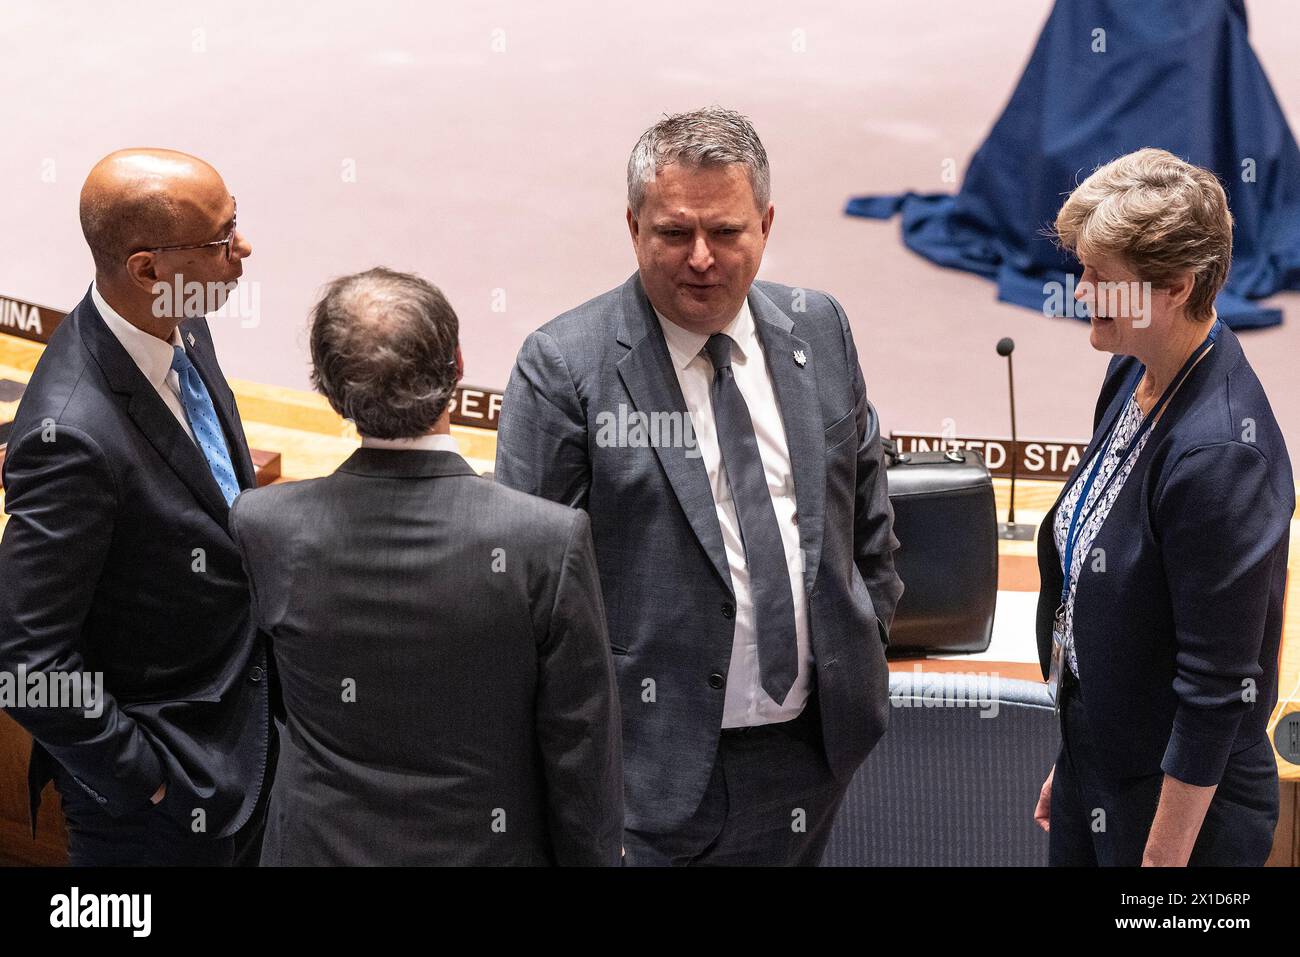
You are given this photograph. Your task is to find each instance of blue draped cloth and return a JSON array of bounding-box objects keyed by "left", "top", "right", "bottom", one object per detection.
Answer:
[{"left": 847, "top": 0, "right": 1300, "bottom": 329}]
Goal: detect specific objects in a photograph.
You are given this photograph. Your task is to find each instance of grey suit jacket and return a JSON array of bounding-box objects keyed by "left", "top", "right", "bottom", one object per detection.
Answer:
[
  {"left": 495, "top": 272, "right": 903, "bottom": 834},
  {"left": 229, "top": 448, "right": 623, "bottom": 865}
]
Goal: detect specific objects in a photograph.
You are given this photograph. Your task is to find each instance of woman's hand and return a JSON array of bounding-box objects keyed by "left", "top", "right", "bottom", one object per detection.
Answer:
[
  {"left": 1142, "top": 774, "right": 1216, "bottom": 866},
  {"left": 1034, "top": 765, "right": 1054, "bottom": 832}
]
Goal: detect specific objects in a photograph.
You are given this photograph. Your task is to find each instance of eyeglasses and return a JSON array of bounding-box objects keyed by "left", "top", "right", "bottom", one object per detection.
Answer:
[{"left": 144, "top": 198, "right": 240, "bottom": 262}]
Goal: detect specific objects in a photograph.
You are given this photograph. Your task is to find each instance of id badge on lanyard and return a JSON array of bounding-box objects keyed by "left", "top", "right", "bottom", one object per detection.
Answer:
[{"left": 1047, "top": 604, "right": 1067, "bottom": 714}]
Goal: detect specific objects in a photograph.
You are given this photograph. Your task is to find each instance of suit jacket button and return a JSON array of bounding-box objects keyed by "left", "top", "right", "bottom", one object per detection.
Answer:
[
  {"left": 791, "top": 512, "right": 799, "bottom": 526},
  {"left": 249, "top": 666, "right": 264, "bottom": 683},
  {"left": 708, "top": 673, "right": 725, "bottom": 689},
  {"left": 721, "top": 602, "right": 735, "bottom": 619}
]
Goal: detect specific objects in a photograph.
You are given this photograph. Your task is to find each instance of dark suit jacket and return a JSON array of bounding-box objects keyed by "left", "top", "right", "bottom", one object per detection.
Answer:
[
  {"left": 0, "top": 287, "right": 269, "bottom": 839},
  {"left": 495, "top": 273, "right": 903, "bottom": 834},
  {"left": 1036, "top": 325, "right": 1293, "bottom": 787},
  {"left": 228, "top": 448, "right": 623, "bottom": 865}
]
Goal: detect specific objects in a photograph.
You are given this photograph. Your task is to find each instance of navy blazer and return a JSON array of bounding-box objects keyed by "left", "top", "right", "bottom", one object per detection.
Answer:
[
  {"left": 1036, "top": 325, "right": 1293, "bottom": 787},
  {"left": 496, "top": 273, "right": 903, "bottom": 834},
  {"left": 0, "top": 288, "right": 270, "bottom": 839}
]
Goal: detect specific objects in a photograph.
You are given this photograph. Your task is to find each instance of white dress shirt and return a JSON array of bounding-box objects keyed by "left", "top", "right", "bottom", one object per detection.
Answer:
[
  {"left": 92, "top": 283, "right": 198, "bottom": 445},
  {"left": 360, "top": 433, "right": 461, "bottom": 453},
  {"left": 655, "top": 300, "right": 813, "bottom": 727}
]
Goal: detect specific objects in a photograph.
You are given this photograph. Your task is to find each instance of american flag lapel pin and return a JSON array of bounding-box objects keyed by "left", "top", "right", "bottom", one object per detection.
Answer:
[{"left": 793, "top": 349, "right": 807, "bottom": 368}]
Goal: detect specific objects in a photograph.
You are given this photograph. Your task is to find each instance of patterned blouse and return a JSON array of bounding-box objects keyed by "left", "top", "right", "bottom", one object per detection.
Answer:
[{"left": 1052, "top": 393, "right": 1149, "bottom": 678}]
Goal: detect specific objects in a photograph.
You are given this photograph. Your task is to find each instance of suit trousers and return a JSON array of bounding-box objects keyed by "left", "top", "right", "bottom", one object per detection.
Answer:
[
  {"left": 52, "top": 724, "right": 275, "bottom": 867},
  {"left": 1049, "top": 673, "right": 1279, "bottom": 866},
  {"left": 622, "top": 693, "right": 847, "bottom": 866}
]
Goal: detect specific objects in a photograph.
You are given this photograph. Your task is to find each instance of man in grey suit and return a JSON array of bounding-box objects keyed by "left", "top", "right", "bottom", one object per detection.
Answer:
[
  {"left": 495, "top": 107, "right": 903, "bottom": 865},
  {"left": 229, "top": 268, "right": 622, "bottom": 865}
]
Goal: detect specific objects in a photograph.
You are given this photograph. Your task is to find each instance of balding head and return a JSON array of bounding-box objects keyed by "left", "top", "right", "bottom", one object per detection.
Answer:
[
  {"left": 79, "top": 149, "right": 229, "bottom": 275},
  {"left": 309, "top": 268, "right": 462, "bottom": 439}
]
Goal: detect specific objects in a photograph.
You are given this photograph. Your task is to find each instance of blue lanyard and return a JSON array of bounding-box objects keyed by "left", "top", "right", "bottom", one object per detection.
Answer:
[{"left": 1058, "top": 320, "right": 1221, "bottom": 611}]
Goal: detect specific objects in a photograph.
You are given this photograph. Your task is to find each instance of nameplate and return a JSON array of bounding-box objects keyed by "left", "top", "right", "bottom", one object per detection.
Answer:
[
  {"left": 449, "top": 385, "right": 502, "bottom": 431},
  {"left": 0, "top": 295, "right": 65, "bottom": 345},
  {"left": 890, "top": 431, "right": 1088, "bottom": 482}
]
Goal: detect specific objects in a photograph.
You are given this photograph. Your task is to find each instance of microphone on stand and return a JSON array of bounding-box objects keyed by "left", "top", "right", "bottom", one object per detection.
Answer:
[{"left": 996, "top": 337, "right": 1035, "bottom": 541}]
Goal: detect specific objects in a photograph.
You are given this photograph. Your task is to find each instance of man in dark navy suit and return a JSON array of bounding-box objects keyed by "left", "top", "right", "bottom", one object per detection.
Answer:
[{"left": 0, "top": 149, "right": 271, "bottom": 865}]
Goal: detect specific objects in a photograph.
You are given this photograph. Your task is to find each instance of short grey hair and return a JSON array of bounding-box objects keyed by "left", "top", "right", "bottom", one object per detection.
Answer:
[
  {"left": 1055, "top": 148, "right": 1233, "bottom": 322},
  {"left": 627, "top": 106, "right": 770, "bottom": 214},
  {"left": 309, "top": 267, "right": 460, "bottom": 440}
]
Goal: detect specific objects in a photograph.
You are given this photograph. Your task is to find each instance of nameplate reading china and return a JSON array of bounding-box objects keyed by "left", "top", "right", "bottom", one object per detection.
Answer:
[{"left": 0, "top": 295, "right": 65, "bottom": 345}]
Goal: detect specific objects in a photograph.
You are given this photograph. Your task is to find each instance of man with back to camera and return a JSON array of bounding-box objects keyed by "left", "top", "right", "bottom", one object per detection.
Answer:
[
  {"left": 495, "top": 107, "right": 903, "bottom": 865},
  {"left": 228, "top": 268, "right": 623, "bottom": 865},
  {"left": 0, "top": 149, "right": 271, "bottom": 865}
]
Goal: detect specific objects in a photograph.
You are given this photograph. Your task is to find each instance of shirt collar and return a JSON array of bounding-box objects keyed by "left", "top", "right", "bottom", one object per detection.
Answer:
[
  {"left": 92, "top": 282, "right": 183, "bottom": 389},
  {"left": 360, "top": 433, "right": 462, "bottom": 453},
  {"left": 653, "top": 296, "right": 755, "bottom": 372}
]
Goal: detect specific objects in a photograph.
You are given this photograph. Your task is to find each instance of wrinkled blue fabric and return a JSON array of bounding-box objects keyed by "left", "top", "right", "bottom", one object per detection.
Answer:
[{"left": 847, "top": 0, "right": 1300, "bottom": 329}]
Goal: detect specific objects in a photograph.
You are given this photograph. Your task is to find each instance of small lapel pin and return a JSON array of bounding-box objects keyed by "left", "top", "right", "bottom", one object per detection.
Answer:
[
  {"left": 793, "top": 349, "right": 807, "bottom": 368},
  {"left": 187, "top": 332, "right": 197, "bottom": 349}
]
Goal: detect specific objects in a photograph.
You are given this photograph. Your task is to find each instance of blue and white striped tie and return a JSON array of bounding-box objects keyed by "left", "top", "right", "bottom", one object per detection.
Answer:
[{"left": 171, "top": 345, "right": 240, "bottom": 505}]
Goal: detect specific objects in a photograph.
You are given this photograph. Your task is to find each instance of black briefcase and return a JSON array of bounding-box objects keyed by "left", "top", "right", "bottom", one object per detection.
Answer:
[{"left": 882, "top": 441, "right": 998, "bottom": 657}]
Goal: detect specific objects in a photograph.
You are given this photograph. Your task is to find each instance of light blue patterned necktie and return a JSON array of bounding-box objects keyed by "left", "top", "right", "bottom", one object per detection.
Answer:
[{"left": 171, "top": 345, "right": 240, "bottom": 505}]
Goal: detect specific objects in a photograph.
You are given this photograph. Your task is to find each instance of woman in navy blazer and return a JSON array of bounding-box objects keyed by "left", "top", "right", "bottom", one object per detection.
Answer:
[{"left": 1032, "top": 149, "right": 1294, "bottom": 866}]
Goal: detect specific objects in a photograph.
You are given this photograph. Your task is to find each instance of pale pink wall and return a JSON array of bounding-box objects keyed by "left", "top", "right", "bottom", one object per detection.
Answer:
[{"left": 2, "top": 0, "right": 1298, "bottom": 451}]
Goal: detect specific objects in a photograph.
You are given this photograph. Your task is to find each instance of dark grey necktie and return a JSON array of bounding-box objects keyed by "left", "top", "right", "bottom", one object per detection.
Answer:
[{"left": 704, "top": 333, "right": 798, "bottom": 704}]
